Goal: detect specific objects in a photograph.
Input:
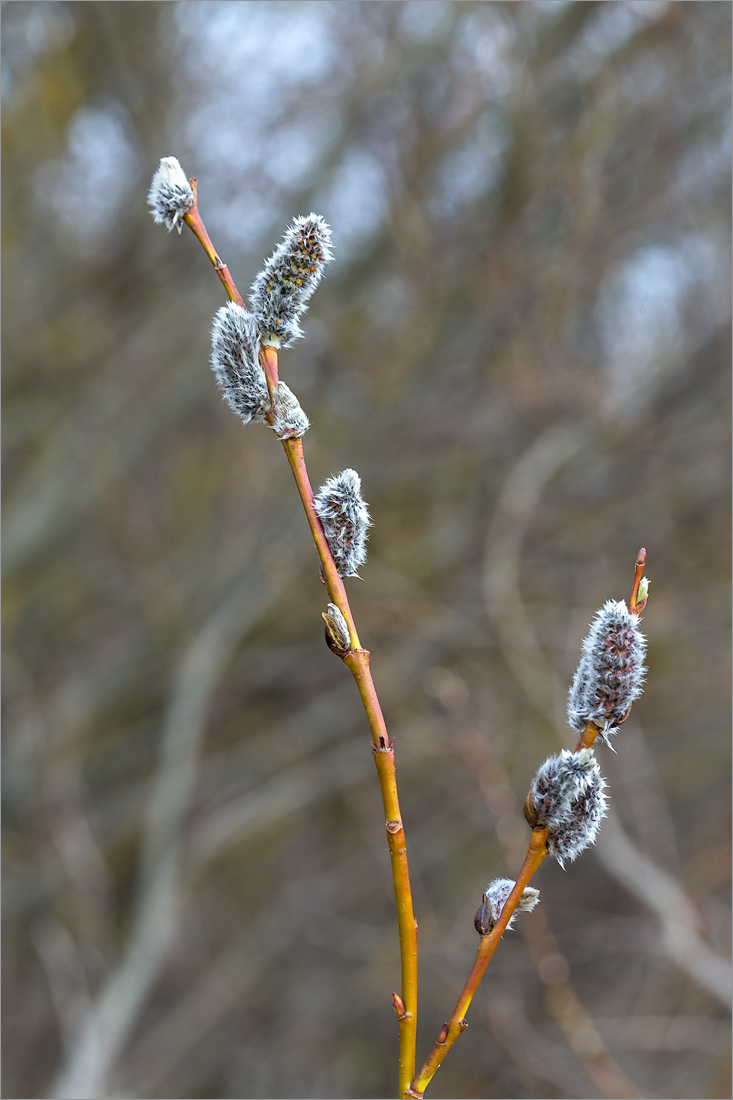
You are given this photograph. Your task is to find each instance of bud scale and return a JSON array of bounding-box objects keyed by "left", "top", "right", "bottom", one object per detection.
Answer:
[{"left": 474, "top": 878, "right": 540, "bottom": 935}]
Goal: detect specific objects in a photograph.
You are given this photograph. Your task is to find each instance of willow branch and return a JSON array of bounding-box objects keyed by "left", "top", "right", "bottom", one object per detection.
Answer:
[
  {"left": 183, "top": 197, "right": 418, "bottom": 1095},
  {"left": 411, "top": 547, "right": 650, "bottom": 1098}
]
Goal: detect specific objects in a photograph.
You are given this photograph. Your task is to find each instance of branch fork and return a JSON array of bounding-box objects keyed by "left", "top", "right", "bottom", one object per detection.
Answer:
[{"left": 153, "top": 160, "right": 649, "bottom": 1100}]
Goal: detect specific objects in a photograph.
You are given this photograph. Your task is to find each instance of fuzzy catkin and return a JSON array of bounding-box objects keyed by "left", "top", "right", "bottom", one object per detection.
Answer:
[
  {"left": 249, "top": 214, "right": 333, "bottom": 348},
  {"left": 210, "top": 303, "right": 269, "bottom": 424},
  {"left": 527, "top": 749, "right": 607, "bottom": 867},
  {"left": 548, "top": 779, "right": 607, "bottom": 867},
  {"left": 567, "top": 599, "right": 647, "bottom": 742},
  {"left": 528, "top": 748, "right": 598, "bottom": 828},
  {"left": 148, "top": 156, "right": 194, "bottom": 233},
  {"left": 313, "top": 469, "right": 371, "bottom": 578}
]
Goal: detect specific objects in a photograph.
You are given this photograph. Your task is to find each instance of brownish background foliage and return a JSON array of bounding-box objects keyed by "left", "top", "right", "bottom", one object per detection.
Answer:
[{"left": 3, "top": 3, "right": 731, "bottom": 1098}]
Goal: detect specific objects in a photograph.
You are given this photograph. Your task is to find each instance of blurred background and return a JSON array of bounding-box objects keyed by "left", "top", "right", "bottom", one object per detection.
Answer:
[{"left": 2, "top": 3, "right": 731, "bottom": 1098}]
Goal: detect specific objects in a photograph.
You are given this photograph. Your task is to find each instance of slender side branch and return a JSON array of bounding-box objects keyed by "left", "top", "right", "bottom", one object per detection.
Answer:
[
  {"left": 407, "top": 828, "right": 548, "bottom": 1098},
  {"left": 410, "top": 547, "right": 649, "bottom": 1097}
]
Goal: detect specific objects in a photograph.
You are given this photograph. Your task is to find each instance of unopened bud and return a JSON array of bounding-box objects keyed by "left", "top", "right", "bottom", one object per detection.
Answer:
[
  {"left": 474, "top": 878, "right": 540, "bottom": 935},
  {"left": 270, "top": 381, "right": 309, "bottom": 439},
  {"left": 322, "top": 603, "right": 351, "bottom": 656}
]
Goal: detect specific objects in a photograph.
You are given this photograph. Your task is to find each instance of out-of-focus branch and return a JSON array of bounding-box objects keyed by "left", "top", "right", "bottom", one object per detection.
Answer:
[
  {"left": 595, "top": 814, "right": 732, "bottom": 1009},
  {"left": 51, "top": 577, "right": 273, "bottom": 1100},
  {"left": 482, "top": 420, "right": 590, "bottom": 723}
]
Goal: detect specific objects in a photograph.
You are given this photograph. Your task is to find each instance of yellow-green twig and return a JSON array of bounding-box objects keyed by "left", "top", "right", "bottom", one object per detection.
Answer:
[{"left": 183, "top": 190, "right": 418, "bottom": 1095}]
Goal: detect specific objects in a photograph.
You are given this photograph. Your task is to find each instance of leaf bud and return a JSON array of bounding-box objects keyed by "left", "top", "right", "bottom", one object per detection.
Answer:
[{"left": 474, "top": 878, "right": 540, "bottom": 935}]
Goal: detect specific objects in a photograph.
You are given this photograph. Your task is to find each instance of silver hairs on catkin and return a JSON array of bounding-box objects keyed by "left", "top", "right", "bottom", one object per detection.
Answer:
[
  {"left": 474, "top": 878, "right": 540, "bottom": 936},
  {"left": 313, "top": 469, "right": 371, "bottom": 578},
  {"left": 249, "top": 214, "right": 333, "bottom": 348},
  {"left": 567, "top": 599, "right": 647, "bottom": 745},
  {"left": 210, "top": 303, "right": 269, "bottom": 424},
  {"left": 526, "top": 748, "right": 608, "bottom": 868},
  {"left": 148, "top": 156, "right": 194, "bottom": 233}
]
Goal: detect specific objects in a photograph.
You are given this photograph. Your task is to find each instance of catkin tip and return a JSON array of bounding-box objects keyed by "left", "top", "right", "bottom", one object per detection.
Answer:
[{"left": 148, "top": 156, "right": 194, "bottom": 233}]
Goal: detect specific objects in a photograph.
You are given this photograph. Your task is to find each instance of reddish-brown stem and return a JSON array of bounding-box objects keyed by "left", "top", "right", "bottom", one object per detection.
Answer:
[
  {"left": 629, "top": 546, "right": 647, "bottom": 614},
  {"left": 574, "top": 719, "right": 599, "bottom": 752},
  {"left": 407, "top": 828, "right": 549, "bottom": 1098},
  {"left": 183, "top": 199, "right": 245, "bottom": 307},
  {"left": 280, "top": 438, "right": 361, "bottom": 651},
  {"left": 182, "top": 196, "right": 418, "bottom": 1095},
  {"left": 260, "top": 345, "right": 280, "bottom": 408}
]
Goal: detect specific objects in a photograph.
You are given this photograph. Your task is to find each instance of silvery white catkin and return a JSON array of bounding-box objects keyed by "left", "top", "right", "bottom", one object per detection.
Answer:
[
  {"left": 313, "top": 469, "right": 371, "bottom": 578},
  {"left": 474, "top": 878, "right": 540, "bottom": 935},
  {"left": 548, "top": 778, "right": 607, "bottom": 867},
  {"left": 528, "top": 748, "right": 598, "bottom": 826},
  {"left": 148, "top": 156, "right": 194, "bottom": 233},
  {"left": 567, "top": 599, "right": 647, "bottom": 744},
  {"left": 249, "top": 214, "right": 333, "bottom": 348},
  {"left": 210, "top": 303, "right": 269, "bottom": 424},
  {"left": 527, "top": 748, "right": 608, "bottom": 867}
]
